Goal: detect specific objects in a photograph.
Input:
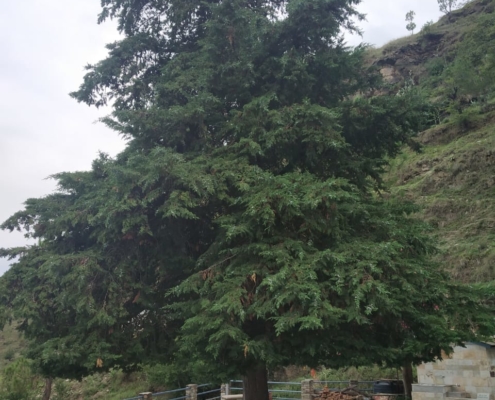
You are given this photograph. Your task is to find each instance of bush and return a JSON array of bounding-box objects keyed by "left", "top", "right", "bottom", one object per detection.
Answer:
[
  {"left": 450, "top": 105, "right": 481, "bottom": 130},
  {"left": 81, "top": 374, "right": 102, "bottom": 397},
  {"left": 420, "top": 20, "right": 435, "bottom": 37},
  {"left": 4, "top": 347, "right": 15, "bottom": 361},
  {"left": 143, "top": 363, "right": 178, "bottom": 392},
  {"left": 317, "top": 365, "right": 400, "bottom": 382},
  {"left": 52, "top": 379, "right": 72, "bottom": 400},
  {"left": 0, "top": 358, "right": 35, "bottom": 400},
  {"left": 425, "top": 58, "right": 445, "bottom": 77}
]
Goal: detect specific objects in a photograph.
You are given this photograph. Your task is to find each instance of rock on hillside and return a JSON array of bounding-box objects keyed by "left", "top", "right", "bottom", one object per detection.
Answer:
[{"left": 369, "top": 0, "right": 495, "bottom": 86}]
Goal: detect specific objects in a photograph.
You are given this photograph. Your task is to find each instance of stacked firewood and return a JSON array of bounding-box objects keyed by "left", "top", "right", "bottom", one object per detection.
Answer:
[{"left": 314, "top": 387, "right": 365, "bottom": 400}]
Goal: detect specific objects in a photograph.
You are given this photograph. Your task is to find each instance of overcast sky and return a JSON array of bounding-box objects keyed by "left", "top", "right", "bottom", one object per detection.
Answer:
[{"left": 0, "top": 0, "right": 443, "bottom": 276}]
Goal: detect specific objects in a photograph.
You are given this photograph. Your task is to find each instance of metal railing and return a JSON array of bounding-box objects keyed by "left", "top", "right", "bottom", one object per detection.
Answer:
[
  {"left": 198, "top": 383, "right": 222, "bottom": 400},
  {"left": 153, "top": 387, "right": 187, "bottom": 399},
  {"left": 229, "top": 380, "right": 302, "bottom": 400},
  {"left": 124, "top": 378, "right": 392, "bottom": 400},
  {"left": 314, "top": 380, "right": 375, "bottom": 394},
  {"left": 123, "top": 384, "right": 222, "bottom": 400},
  {"left": 123, "top": 386, "right": 187, "bottom": 400}
]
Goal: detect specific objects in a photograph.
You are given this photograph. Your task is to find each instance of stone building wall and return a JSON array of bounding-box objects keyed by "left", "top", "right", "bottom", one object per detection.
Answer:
[{"left": 413, "top": 343, "right": 495, "bottom": 400}]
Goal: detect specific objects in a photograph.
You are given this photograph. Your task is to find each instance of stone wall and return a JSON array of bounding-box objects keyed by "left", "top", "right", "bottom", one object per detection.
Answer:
[
  {"left": 413, "top": 343, "right": 495, "bottom": 400},
  {"left": 412, "top": 384, "right": 453, "bottom": 400}
]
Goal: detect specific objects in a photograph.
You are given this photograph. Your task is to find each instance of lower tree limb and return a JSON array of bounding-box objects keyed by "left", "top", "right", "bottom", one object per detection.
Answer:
[{"left": 242, "top": 364, "right": 269, "bottom": 400}]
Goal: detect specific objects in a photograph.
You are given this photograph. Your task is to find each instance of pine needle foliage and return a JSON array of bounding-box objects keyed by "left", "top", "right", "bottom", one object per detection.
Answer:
[{"left": 1, "top": 0, "right": 494, "bottom": 397}]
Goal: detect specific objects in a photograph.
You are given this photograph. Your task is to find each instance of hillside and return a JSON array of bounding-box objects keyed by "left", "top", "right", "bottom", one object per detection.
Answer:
[
  {"left": 373, "top": 0, "right": 495, "bottom": 282},
  {"left": 0, "top": 322, "right": 27, "bottom": 370},
  {"left": 386, "top": 111, "right": 495, "bottom": 282},
  {"left": 368, "top": 0, "right": 495, "bottom": 86}
]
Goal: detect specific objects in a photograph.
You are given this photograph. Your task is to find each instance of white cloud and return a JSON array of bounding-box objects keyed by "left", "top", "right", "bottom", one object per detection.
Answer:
[{"left": 0, "top": 0, "right": 445, "bottom": 275}]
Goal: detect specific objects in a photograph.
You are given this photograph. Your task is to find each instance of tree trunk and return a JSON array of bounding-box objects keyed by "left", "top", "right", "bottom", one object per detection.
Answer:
[
  {"left": 402, "top": 363, "right": 413, "bottom": 400},
  {"left": 42, "top": 377, "right": 53, "bottom": 400},
  {"left": 242, "top": 364, "right": 269, "bottom": 400}
]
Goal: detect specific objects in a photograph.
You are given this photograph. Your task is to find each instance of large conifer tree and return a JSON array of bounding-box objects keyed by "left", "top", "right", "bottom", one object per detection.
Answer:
[{"left": 1, "top": 1, "right": 494, "bottom": 399}]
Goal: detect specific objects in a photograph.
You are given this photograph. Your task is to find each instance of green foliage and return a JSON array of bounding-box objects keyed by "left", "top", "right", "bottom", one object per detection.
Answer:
[
  {"left": 4, "top": 347, "right": 15, "bottom": 361},
  {"left": 449, "top": 104, "right": 482, "bottom": 130},
  {"left": 438, "top": 0, "right": 459, "bottom": 17},
  {"left": 448, "top": 13, "right": 495, "bottom": 99},
  {"left": 143, "top": 363, "right": 182, "bottom": 391},
  {"left": 317, "top": 365, "right": 399, "bottom": 381},
  {"left": 51, "top": 370, "right": 148, "bottom": 400},
  {"left": 0, "top": 322, "right": 27, "bottom": 370},
  {"left": 0, "top": 358, "right": 35, "bottom": 400},
  {"left": 385, "top": 103, "right": 495, "bottom": 284},
  {"left": 420, "top": 20, "right": 435, "bottom": 36},
  {"left": 425, "top": 58, "right": 445, "bottom": 77},
  {"left": 406, "top": 11, "right": 416, "bottom": 34},
  {"left": 1, "top": 1, "right": 495, "bottom": 398},
  {"left": 52, "top": 379, "right": 72, "bottom": 400},
  {"left": 416, "top": 7, "right": 495, "bottom": 122}
]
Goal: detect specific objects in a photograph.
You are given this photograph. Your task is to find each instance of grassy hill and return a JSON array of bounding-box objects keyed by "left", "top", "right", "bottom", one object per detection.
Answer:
[
  {"left": 0, "top": 322, "right": 27, "bottom": 370},
  {"left": 386, "top": 108, "right": 495, "bottom": 282},
  {"left": 367, "top": 0, "right": 495, "bottom": 85},
  {"left": 371, "top": 0, "right": 495, "bottom": 283}
]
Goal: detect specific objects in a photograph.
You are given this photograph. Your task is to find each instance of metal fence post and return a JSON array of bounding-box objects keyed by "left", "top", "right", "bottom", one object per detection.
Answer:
[
  {"left": 186, "top": 384, "right": 198, "bottom": 400},
  {"left": 139, "top": 393, "right": 153, "bottom": 400},
  {"left": 301, "top": 379, "right": 314, "bottom": 400}
]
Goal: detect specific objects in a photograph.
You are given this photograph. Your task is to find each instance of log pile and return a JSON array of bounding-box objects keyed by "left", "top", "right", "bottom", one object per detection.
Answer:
[{"left": 314, "top": 387, "right": 365, "bottom": 400}]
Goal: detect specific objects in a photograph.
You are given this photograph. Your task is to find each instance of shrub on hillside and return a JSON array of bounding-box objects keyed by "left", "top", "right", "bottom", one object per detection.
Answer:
[
  {"left": 3, "top": 347, "right": 15, "bottom": 361},
  {"left": 450, "top": 105, "right": 481, "bottom": 130},
  {"left": 317, "top": 365, "right": 400, "bottom": 382},
  {"left": 420, "top": 20, "right": 435, "bottom": 37},
  {"left": 52, "top": 379, "right": 71, "bottom": 400},
  {"left": 0, "top": 357, "right": 35, "bottom": 400}
]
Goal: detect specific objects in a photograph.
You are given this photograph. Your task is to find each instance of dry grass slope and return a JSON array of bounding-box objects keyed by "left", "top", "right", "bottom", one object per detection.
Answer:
[
  {"left": 375, "top": 0, "right": 495, "bottom": 283},
  {"left": 385, "top": 108, "right": 495, "bottom": 282},
  {"left": 0, "top": 322, "right": 27, "bottom": 371}
]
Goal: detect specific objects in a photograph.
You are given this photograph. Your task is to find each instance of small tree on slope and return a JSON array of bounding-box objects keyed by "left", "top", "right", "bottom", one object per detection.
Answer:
[
  {"left": 1, "top": 1, "right": 495, "bottom": 399},
  {"left": 438, "top": 0, "right": 459, "bottom": 20},
  {"left": 406, "top": 10, "right": 416, "bottom": 34}
]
